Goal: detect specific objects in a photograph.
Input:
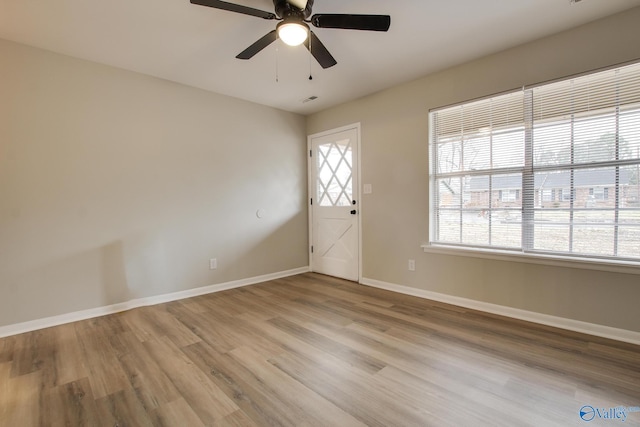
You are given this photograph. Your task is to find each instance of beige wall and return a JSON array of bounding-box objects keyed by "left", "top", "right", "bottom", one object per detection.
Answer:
[
  {"left": 0, "top": 39, "right": 308, "bottom": 327},
  {"left": 2, "top": 8, "right": 640, "bottom": 334},
  {"left": 307, "top": 8, "right": 640, "bottom": 333}
]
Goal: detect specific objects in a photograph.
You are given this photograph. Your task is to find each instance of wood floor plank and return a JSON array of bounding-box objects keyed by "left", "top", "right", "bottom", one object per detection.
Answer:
[
  {"left": 170, "top": 298, "right": 210, "bottom": 315},
  {"left": 242, "top": 313, "right": 392, "bottom": 385},
  {"left": 165, "top": 306, "right": 240, "bottom": 354},
  {"left": 0, "top": 362, "right": 13, "bottom": 421},
  {"left": 0, "top": 336, "right": 15, "bottom": 364},
  {"left": 0, "top": 272, "right": 639, "bottom": 426},
  {"left": 74, "top": 317, "right": 133, "bottom": 400},
  {"left": 111, "top": 331, "right": 182, "bottom": 412},
  {"left": 143, "top": 335, "right": 239, "bottom": 425},
  {"left": 124, "top": 305, "right": 202, "bottom": 348},
  {"left": 218, "top": 288, "right": 283, "bottom": 321},
  {"left": 182, "top": 340, "right": 296, "bottom": 426},
  {"left": 167, "top": 302, "right": 284, "bottom": 358},
  {"left": 198, "top": 290, "right": 251, "bottom": 317},
  {"left": 271, "top": 294, "right": 356, "bottom": 328},
  {"left": 216, "top": 409, "right": 261, "bottom": 427},
  {"left": 0, "top": 370, "right": 41, "bottom": 426},
  {"left": 267, "top": 316, "right": 387, "bottom": 374},
  {"left": 149, "top": 398, "right": 206, "bottom": 427},
  {"left": 229, "top": 345, "right": 367, "bottom": 427},
  {"left": 268, "top": 349, "right": 433, "bottom": 427},
  {"left": 52, "top": 323, "right": 89, "bottom": 387},
  {"left": 94, "top": 389, "right": 154, "bottom": 427},
  {"left": 40, "top": 377, "right": 100, "bottom": 427},
  {"left": 10, "top": 329, "right": 55, "bottom": 380}
]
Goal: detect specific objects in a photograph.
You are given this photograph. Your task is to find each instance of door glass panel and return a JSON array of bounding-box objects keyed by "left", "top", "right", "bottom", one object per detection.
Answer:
[{"left": 317, "top": 138, "right": 353, "bottom": 206}]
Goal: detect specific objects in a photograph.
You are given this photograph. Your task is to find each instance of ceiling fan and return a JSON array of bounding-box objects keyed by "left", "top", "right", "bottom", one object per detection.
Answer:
[{"left": 189, "top": 0, "right": 391, "bottom": 69}]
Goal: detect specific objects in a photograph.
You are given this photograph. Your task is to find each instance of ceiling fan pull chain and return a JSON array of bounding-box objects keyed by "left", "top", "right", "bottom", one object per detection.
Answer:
[
  {"left": 275, "top": 43, "right": 279, "bottom": 83},
  {"left": 309, "top": 34, "right": 313, "bottom": 81}
]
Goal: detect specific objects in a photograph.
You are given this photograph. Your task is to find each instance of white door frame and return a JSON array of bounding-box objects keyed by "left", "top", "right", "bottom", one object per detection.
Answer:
[{"left": 307, "top": 123, "right": 362, "bottom": 283}]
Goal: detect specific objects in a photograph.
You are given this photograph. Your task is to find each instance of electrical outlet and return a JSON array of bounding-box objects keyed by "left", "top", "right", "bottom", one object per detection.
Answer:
[
  {"left": 209, "top": 258, "right": 217, "bottom": 270},
  {"left": 408, "top": 259, "right": 415, "bottom": 271}
]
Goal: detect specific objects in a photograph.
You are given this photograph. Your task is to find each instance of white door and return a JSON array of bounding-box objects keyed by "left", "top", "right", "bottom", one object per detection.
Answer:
[{"left": 309, "top": 125, "right": 360, "bottom": 281}]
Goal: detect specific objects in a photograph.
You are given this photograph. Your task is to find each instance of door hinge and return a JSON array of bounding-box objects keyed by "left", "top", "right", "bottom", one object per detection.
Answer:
[
  {"left": 309, "top": 149, "right": 312, "bottom": 157},
  {"left": 310, "top": 198, "right": 313, "bottom": 205},
  {"left": 311, "top": 245, "right": 314, "bottom": 253}
]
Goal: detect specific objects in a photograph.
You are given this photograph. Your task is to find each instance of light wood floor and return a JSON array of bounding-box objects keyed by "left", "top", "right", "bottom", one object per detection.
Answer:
[{"left": 1, "top": 273, "right": 639, "bottom": 426}]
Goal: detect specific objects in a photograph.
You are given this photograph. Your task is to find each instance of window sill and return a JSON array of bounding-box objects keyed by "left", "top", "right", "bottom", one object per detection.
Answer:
[{"left": 421, "top": 244, "right": 640, "bottom": 276}]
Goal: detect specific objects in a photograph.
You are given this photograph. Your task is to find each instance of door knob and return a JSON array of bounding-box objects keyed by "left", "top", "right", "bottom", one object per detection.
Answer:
[{"left": 350, "top": 210, "right": 357, "bottom": 215}]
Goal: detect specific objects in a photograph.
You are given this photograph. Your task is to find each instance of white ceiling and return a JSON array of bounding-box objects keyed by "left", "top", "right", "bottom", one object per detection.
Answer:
[{"left": 1, "top": 0, "right": 639, "bottom": 115}]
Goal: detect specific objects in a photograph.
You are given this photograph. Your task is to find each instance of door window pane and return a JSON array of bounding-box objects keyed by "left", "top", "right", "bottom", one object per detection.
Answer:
[{"left": 317, "top": 139, "right": 353, "bottom": 207}]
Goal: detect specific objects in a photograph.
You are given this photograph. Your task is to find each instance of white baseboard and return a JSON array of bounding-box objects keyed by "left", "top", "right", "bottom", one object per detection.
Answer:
[
  {"left": 0, "top": 266, "right": 310, "bottom": 339},
  {"left": 361, "top": 277, "right": 640, "bottom": 346}
]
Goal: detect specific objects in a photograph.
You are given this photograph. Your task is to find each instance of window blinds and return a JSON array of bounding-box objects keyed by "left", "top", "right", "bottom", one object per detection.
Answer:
[{"left": 430, "top": 61, "right": 640, "bottom": 262}]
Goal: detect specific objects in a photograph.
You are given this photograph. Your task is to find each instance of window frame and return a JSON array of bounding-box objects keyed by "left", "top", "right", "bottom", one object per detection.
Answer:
[{"left": 426, "top": 62, "right": 640, "bottom": 273}]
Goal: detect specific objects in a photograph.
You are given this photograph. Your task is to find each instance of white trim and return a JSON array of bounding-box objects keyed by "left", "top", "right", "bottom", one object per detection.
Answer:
[
  {"left": 422, "top": 243, "right": 640, "bottom": 275},
  {"left": 356, "top": 124, "right": 363, "bottom": 283},
  {"left": 307, "top": 123, "right": 362, "bottom": 282},
  {"left": 0, "top": 267, "right": 309, "bottom": 339},
  {"left": 360, "top": 277, "right": 640, "bottom": 346},
  {"left": 356, "top": 124, "right": 362, "bottom": 283},
  {"left": 307, "top": 134, "right": 314, "bottom": 271}
]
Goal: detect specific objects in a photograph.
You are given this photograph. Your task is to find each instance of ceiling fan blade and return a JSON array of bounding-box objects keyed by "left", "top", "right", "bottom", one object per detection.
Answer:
[
  {"left": 304, "top": 32, "right": 337, "bottom": 69},
  {"left": 236, "top": 30, "right": 278, "bottom": 60},
  {"left": 190, "top": 0, "right": 276, "bottom": 20},
  {"left": 310, "top": 14, "right": 391, "bottom": 31},
  {"left": 287, "top": 0, "right": 308, "bottom": 10}
]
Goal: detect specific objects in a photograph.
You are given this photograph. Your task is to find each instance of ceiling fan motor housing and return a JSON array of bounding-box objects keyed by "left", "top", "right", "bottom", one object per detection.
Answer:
[{"left": 273, "top": 0, "right": 314, "bottom": 20}]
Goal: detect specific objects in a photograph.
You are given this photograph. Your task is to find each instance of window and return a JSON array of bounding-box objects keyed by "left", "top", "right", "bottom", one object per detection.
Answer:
[
  {"left": 429, "top": 62, "right": 640, "bottom": 264},
  {"left": 316, "top": 139, "right": 353, "bottom": 207},
  {"left": 500, "top": 189, "right": 520, "bottom": 202},
  {"left": 559, "top": 188, "right": 573, "bottom": 202},
  {"left": 589, "top": 187, "right": 609, "bottom": 200}
]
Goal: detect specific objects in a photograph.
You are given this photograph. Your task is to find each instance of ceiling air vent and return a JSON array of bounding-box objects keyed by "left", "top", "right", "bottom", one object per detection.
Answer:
[{"left": 302, "top": 96, "right": 318, "bottom": 103}]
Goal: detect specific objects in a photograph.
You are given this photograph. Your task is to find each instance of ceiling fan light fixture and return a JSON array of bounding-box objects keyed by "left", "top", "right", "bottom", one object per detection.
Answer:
[{"left": 277, "top": 20, "right": 309, "bottom": 46}]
